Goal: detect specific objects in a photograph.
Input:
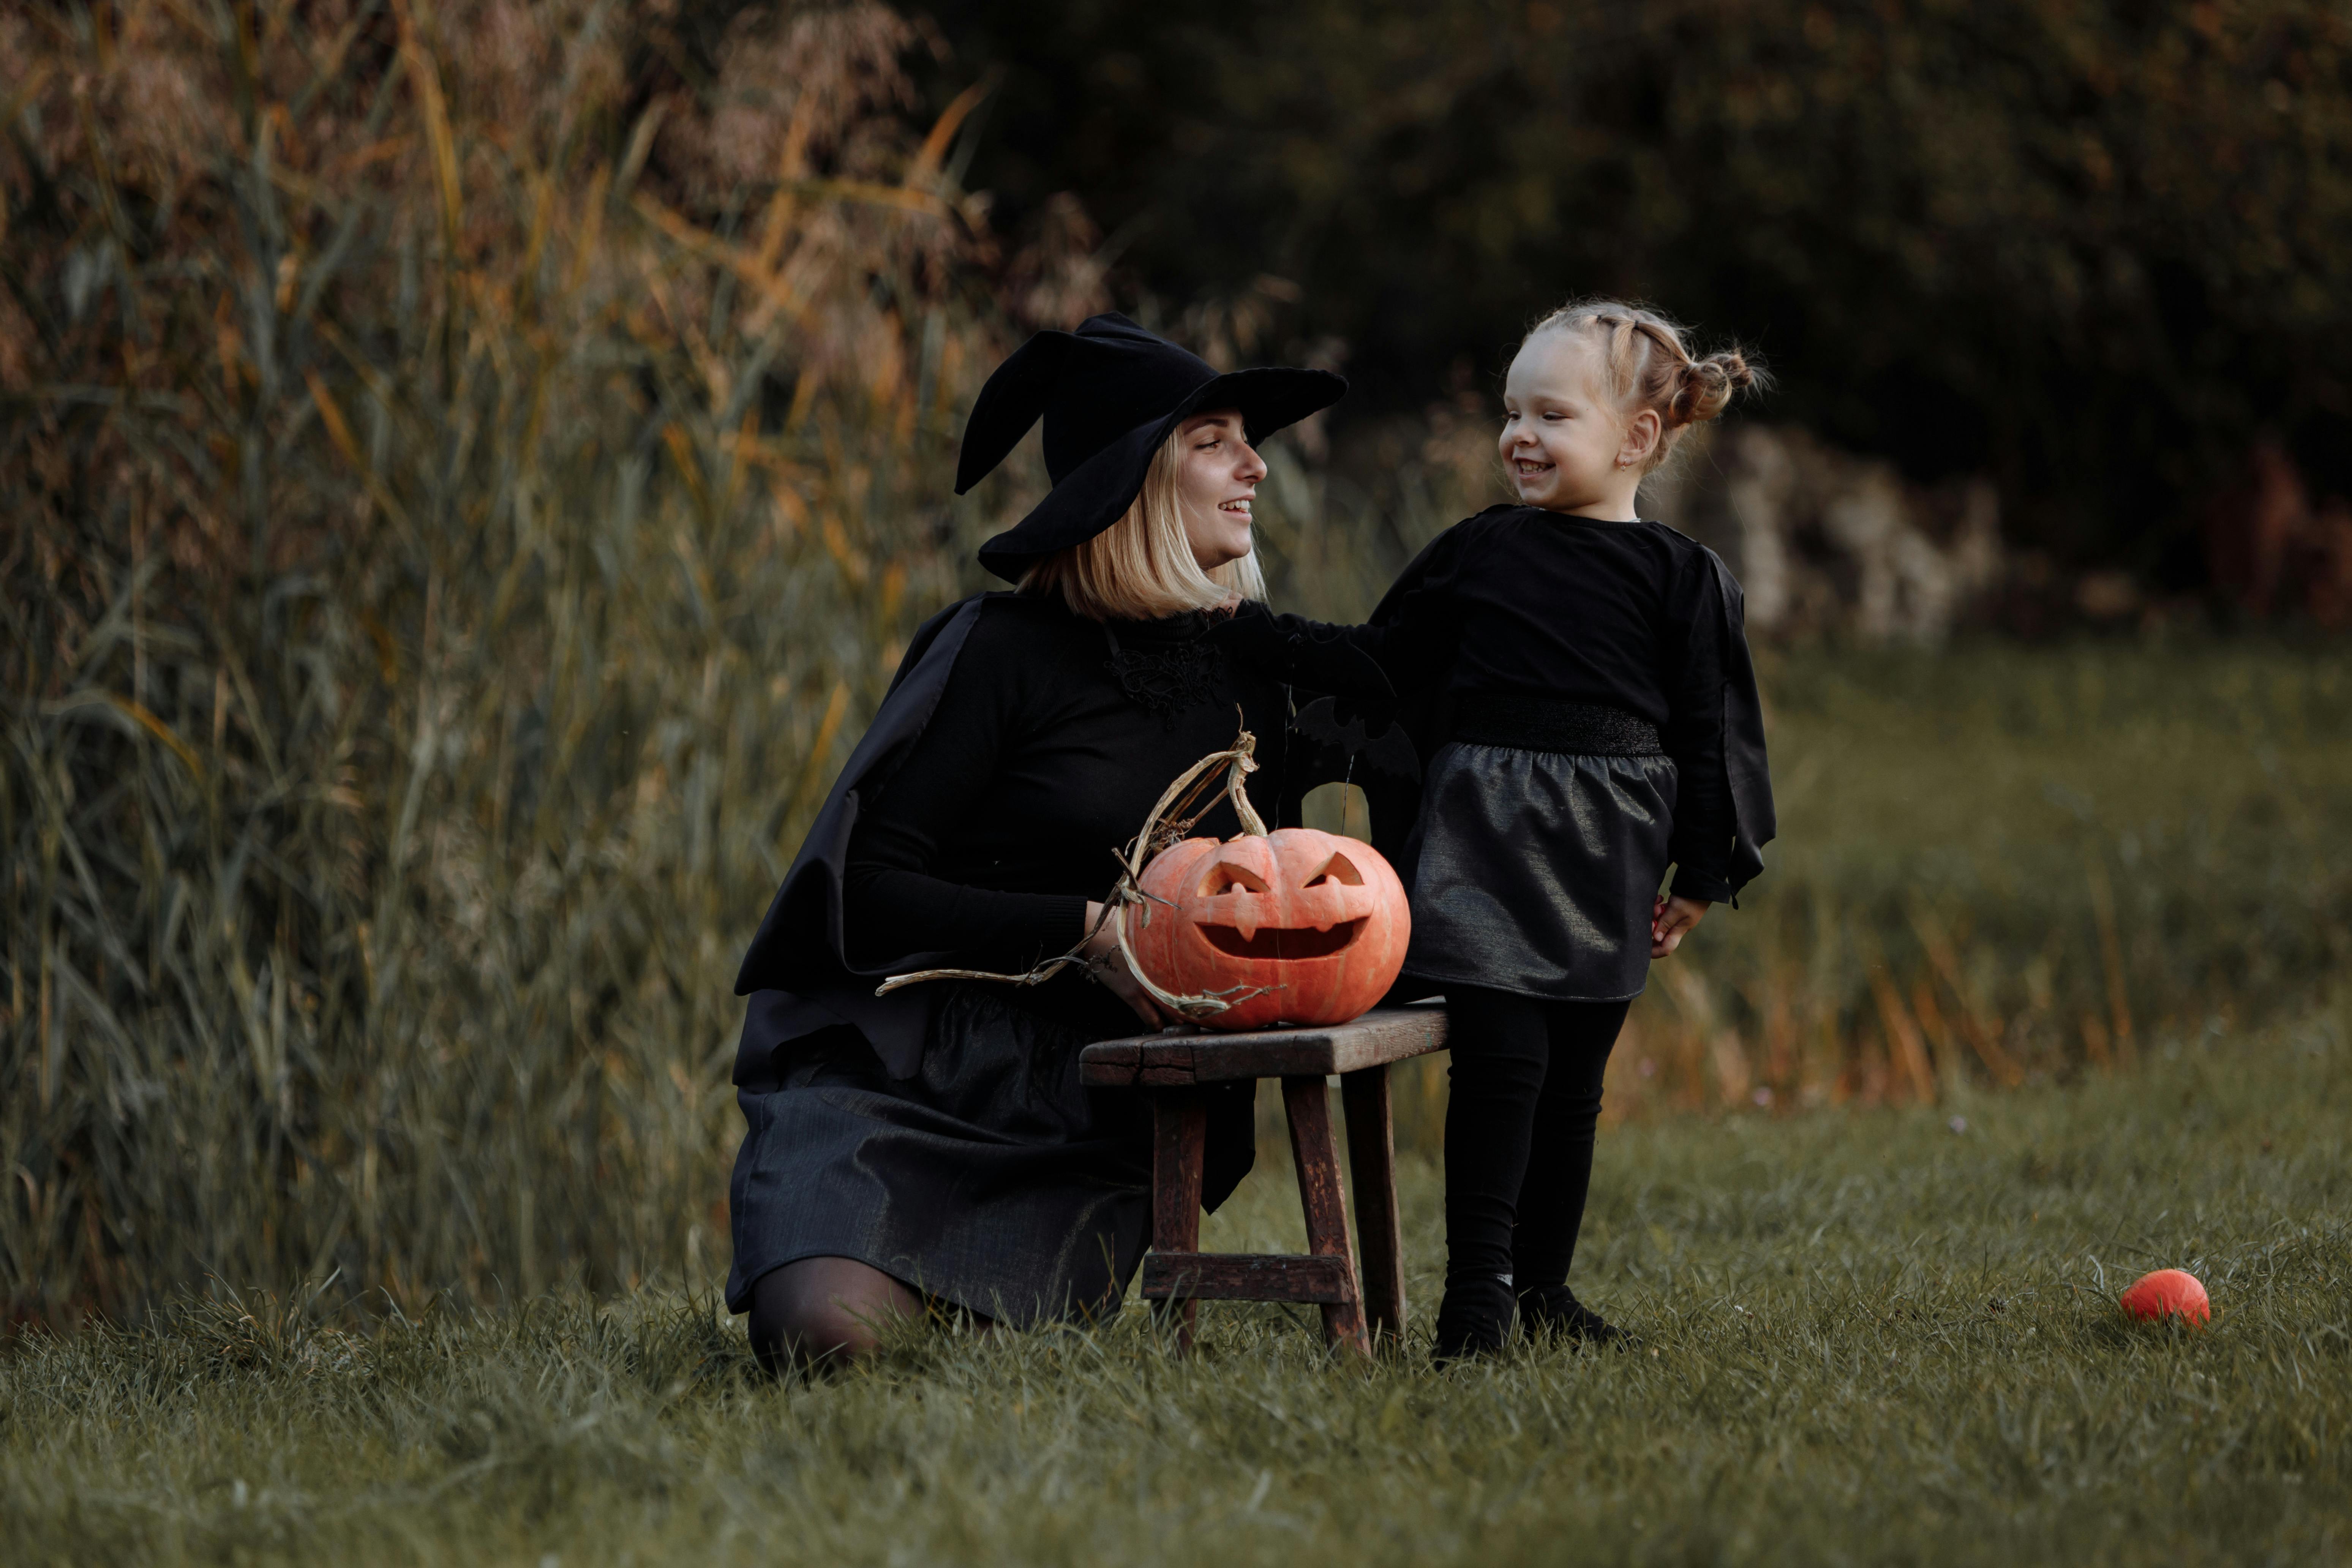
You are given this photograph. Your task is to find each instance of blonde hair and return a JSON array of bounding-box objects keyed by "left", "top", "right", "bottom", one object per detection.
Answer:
[
  {"left": 1525, "top": 299, "right": 1767, "bottom": 476},
  {"left": 1019, "top": 425, "right": 1267, "bottom": 620}
]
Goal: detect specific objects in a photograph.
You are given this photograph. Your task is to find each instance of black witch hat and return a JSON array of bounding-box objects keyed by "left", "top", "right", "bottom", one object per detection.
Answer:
[{"left": 957, "top": 313, "right": 1345, "bottom": 583}]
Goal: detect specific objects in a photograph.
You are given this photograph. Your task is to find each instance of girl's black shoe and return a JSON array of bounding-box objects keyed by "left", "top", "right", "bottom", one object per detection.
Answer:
[
  {"left": 1430, "top": 1276, "right": 1517, "bottom": 1366},
  {"left": 1517, "top": 1285, "right": 1631, "bottom": 1348}
]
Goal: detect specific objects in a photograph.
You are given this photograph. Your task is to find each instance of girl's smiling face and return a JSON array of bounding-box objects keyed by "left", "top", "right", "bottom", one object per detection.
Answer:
[
  {"left": 1173, "top": 409, "right": 1265, "bottom": 569},
  {"left": 1498, "top": 329, "right": 1659, "bottom": 518}
]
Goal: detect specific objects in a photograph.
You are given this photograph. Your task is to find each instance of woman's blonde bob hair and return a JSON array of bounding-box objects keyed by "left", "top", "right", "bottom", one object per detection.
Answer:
[{"left": 1019, "top": 423, "right": 1267, "bottom": 620}]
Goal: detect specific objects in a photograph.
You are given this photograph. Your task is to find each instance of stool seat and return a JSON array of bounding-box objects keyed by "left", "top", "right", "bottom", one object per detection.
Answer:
[
  {"left": 1078, "top": 1006, "right": 1452, "bottom": 1086},
  {"left": 1080, "top": 1004, "right": 1449, "bottom": 1356}
]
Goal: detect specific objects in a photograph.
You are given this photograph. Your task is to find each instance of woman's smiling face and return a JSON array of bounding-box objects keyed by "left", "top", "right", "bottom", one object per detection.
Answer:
[
  {"left": 1497, "top": 330, "right": 1656, "bottom": 516},
  {"left": 1173, "top": 409, "right": 1265, "bottom": 570}
]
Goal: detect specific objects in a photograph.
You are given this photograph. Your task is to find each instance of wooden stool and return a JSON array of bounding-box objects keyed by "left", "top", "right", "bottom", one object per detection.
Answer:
[{"left": 1079, "top": 1005, "right": 1449, "bottom": 1357}]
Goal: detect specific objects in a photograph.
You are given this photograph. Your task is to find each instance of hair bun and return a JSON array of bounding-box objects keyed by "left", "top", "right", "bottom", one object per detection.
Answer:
[{"left": 1672, "top": 349, "right": 1758, "bottom": 426}]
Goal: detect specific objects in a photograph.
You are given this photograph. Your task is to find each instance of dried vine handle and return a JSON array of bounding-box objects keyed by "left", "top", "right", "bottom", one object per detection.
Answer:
[{"left": 876, "top": 718, "right": 1275, "bottom": 1019}]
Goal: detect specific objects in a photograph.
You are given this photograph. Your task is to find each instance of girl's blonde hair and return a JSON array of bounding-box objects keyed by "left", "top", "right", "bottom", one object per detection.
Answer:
[
  {"left": 1526, "top": 299, "right": 1767, "bottom": 475},
  {"left": 1019, "top": 423, "right": 1267, "bottom": 620}
]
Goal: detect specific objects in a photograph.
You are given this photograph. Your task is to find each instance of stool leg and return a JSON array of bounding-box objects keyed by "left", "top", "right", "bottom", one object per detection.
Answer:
[
  {"left": 1150, "top": 1088, "right": 1207, "bottom": 1350},
  {"left": 1281, "top": 1075, "right": 1369, "bottom": 1358},
  {"left": 1341, "top": 1064, "right": 1406, "bottom": 1351}
]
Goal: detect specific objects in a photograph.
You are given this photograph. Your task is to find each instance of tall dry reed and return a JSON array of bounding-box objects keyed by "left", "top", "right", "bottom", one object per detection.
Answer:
[{"left": 1, "top": 0, "right": 1080, "bottom": 1324}]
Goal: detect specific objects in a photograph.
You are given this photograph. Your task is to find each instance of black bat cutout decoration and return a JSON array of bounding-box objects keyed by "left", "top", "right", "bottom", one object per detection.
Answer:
[{"left": 1293, "top": 695, "right": 1419, "bottom": 785}]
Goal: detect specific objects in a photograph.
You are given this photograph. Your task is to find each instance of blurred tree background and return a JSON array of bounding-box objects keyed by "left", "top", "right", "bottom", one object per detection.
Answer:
[{"left": 923, "top": 0, "right": 2352, "bottom": 601}]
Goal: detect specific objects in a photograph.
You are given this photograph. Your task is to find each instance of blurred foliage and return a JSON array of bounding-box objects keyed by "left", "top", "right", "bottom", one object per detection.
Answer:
[{"left": 927, "top": 0, "right": 2352, "bottom": 578}]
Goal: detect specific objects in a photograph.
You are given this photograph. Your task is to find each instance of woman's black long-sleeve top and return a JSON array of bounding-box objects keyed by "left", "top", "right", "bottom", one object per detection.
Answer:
[
  {"left": 840, "top": 594, "right": 1299, "bottom": 1028},
  {"left": 1225, "top": 507, "right": 1744, "bottom": 902}
]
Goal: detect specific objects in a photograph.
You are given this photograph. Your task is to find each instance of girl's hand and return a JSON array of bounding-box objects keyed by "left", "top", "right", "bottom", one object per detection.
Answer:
[
  {"left": 1082, "top": 901, "right": 1178, "bottom": 1027},
  {"left": 1651, "top": 894, "right": 1711, "bottom": 958}
]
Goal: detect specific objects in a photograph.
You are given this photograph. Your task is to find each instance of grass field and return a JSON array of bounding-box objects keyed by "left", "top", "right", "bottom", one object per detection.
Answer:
[{"left": 6, "top": 991, "right": 2345, "bottom": 1566}]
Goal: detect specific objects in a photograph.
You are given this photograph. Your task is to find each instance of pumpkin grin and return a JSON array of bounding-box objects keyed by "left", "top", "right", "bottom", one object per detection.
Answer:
[{"left": 1199, "top": 917, "right": 1366, "bottom": 960}]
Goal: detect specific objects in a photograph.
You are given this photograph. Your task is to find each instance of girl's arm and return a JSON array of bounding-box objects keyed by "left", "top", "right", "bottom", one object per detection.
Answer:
[
  {"left": 1661, "top": 556, "right": 1739, "bottom": 905},
  {"left": 1214, "top": 602, "right": 1397, "bottom": 718}
]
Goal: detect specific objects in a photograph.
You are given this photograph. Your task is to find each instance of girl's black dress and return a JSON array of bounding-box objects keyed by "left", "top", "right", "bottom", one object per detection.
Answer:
[
  {"left": 724, "top": 594, "right": 1299, "bottom": 1326},
  {"left": 1235, "top": 505, "right": 1774, "bottom": 997}
]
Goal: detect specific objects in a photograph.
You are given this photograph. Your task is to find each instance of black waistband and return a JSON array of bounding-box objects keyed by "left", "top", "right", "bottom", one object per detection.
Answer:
[{"left": 1451, "top": 693, "right": 1663, "bottom": 756}]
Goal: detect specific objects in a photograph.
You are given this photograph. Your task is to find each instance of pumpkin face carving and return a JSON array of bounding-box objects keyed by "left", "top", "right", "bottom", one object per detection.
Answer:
[{"left": 1125, "top": 827, "right": 1410, "bottom": 1030}]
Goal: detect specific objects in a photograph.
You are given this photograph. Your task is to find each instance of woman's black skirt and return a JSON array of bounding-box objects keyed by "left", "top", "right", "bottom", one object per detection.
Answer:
[
  {"left": 724, "top": 983, "right": 1248, "bottom": 1326},
  {"left": 1400, "top": 733, "right": 1678, "bottom": 1004}
]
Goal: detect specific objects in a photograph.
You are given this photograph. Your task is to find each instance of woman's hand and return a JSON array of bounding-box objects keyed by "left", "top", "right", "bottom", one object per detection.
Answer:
[
  {"left": 1651, "top": 894, "right": 1711, "bottom": 958},
  {"left": 1082, "top": 901, "right": 1179, "bottom": 1027}
]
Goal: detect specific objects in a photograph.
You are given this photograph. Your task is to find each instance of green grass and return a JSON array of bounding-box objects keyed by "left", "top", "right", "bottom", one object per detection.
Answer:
[{"left": 8, "top": 994, "right": 2346, "bottom": 1566}]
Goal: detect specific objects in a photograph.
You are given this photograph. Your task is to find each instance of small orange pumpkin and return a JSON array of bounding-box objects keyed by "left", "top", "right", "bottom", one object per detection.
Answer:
[{"left": 1125, "top": 827, "right": 1410, "bottom": 1030}]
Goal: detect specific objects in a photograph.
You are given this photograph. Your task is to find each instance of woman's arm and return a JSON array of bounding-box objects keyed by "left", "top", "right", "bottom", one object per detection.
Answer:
[
  {"left": 855, "top": 778, "right": 1175, "bottom": 1025},
  {"left": 841, "top": 620, "right": 1090, "bottom": 974}
]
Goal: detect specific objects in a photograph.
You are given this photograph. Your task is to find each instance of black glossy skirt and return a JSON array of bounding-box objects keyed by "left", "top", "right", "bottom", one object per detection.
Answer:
[
  {"left": 1400, "top": 740, "right": 1678, "bottom": 1003},
  {"left": 724, "top": 983, "right": 1250, "bottom": 1325}
]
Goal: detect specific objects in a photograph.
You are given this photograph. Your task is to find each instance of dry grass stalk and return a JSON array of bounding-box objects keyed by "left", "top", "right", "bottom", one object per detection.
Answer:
[{"left": 0, "top": 0, "right": 1069, "bottom": 1326}]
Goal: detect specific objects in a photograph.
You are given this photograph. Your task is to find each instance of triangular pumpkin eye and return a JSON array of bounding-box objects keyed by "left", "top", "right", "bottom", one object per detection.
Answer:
[
  {"left": 1304, "top": 854, "right": 1363, "bottom": 888},
  {"left": 1199, "top": 861, "right": 1270, "bottom": 896}
]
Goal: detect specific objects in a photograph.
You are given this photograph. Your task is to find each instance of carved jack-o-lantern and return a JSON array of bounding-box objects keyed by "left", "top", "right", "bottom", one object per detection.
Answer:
[{"left": 1125, "top": 827, "right": 1410, "bottom": 1031}]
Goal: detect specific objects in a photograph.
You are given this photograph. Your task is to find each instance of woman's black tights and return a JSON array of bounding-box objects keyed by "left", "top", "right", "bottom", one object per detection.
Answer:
[{"left": 1442, "top": 985, "right": 1631, "bottom": 1292}]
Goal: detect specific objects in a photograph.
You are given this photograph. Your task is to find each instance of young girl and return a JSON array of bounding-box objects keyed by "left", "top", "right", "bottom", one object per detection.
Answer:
[{"left": 1226, "top": 299, "right": 1775, "bottom": 1360}]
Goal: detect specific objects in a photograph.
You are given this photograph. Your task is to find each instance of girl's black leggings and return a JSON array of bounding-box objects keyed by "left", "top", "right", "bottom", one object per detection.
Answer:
[{"left": 1442, "top": 984, "right": 1632, "bottom": 1291}]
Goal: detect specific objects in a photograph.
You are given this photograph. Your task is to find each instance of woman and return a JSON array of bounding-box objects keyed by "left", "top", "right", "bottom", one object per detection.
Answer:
[{"left": 725, "top": 314, "right": 1356, "bottom": 1367}]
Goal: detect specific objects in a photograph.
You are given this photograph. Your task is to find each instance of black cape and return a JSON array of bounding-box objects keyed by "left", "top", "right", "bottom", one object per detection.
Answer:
[{"left": 731, "top": 595, "right": 995, "bottom": 1085}]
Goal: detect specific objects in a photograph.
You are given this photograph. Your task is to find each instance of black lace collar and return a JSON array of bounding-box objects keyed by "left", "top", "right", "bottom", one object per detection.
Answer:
[{"left": 1101, "top": 616, "right": 1224, "bottom": 724}]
